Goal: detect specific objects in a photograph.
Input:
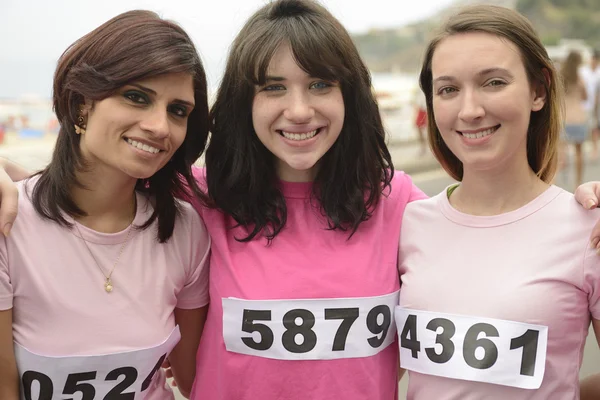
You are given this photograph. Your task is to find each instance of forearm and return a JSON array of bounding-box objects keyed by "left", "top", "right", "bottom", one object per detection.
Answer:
[
  {"left": 170, "top": 306, "right": 207, "bottom": 398},
  {"left": 0, "top": 158, "right": 31, "bottom": 182},
  {"left": 0, "top": 309, "right": 19, "bottom": 400},
  {"left": 580, "top": 373, "right": 600, "bottom": 400},
  {"left": 0, "top": 363, "right": 19, "bottom": 400}
]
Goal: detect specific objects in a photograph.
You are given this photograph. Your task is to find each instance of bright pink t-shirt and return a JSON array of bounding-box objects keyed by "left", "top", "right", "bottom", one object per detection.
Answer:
[
  {"left": 189, "top": 168, "right": 426, "bottom": 400},
  {"left": 398, "top": 185, "right": 600, "bottom": 399},
  {"left": 0, "top": 178, "right": 210, "bottom": 400}
]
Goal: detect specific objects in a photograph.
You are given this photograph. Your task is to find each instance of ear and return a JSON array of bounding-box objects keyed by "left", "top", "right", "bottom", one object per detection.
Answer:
[
  {"left": 531, "top": 68, "right": 550, "bottom": 112},
  {"left": 81, "top": 99, "right": 93, "bottom": 117}
]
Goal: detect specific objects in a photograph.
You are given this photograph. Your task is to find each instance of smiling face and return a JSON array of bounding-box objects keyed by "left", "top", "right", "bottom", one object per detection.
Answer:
[
  {"left": 251, "top": 43, "right": 345, "bottom": 182},
  {"left": 79, "top": 72, "right": 195, "bottom": 181},
  {"left": 431, "top": 32, "right": 546, "bottom": 177}
]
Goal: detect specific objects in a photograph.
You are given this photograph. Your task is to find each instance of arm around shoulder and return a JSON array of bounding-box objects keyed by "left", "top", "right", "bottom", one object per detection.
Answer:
[{"left": 0, "top": 158, "right": 31, "bottom": 182}]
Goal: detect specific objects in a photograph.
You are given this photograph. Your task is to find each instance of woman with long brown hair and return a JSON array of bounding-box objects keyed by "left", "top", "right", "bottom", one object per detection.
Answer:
[{"left": 561, "top": 50, "right": 589, "bottom": 188}]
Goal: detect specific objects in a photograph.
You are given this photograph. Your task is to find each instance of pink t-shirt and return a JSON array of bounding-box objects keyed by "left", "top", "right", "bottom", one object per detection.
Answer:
[
  {"left": 0, "top": 178, "right": 210, "bottom": 400},
  {"left": 189, "top": 168, "right": 426, "bottom": 400},
  {"left": 398, "top": 185, "right": 600, "bottom": 399}
]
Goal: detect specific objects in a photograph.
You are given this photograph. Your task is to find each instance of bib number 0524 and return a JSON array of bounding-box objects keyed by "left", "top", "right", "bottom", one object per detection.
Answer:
[
  {"left": 22, "top": 356, "right": 164, "bottom": 400},
  {"left": 222, "top": 291, "right": 400, "bottom": 360},
  {"left": 395, "top": 307, "right": 548, "bottom": 389},
  {"left": 14, "top": 326, "right": 181, "bottom": 400}
]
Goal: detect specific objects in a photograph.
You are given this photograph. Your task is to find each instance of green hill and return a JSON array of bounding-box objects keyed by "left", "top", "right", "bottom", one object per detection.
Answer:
[{"left": 352, "top": 0, "right": 600, "bottom": 73}]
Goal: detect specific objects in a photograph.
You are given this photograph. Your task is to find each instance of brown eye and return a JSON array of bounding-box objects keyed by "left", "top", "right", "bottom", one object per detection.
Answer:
[{"left": 124, "top": 91, "right": 148, "bottom": 104}]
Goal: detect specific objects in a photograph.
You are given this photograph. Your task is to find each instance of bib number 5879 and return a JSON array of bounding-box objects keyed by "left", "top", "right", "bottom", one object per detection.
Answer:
[
  {"left": 242, "top": 306, "right": 390, "bottom": 353},
  {"left": 222, "top": 291, "right": 400, "bottom": 360}
]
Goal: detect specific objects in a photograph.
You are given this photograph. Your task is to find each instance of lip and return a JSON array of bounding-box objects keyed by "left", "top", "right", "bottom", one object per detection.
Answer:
[
  {"left": 124, "top": 136, "right": 166, "bottom": 151},
  {"left": 456, "top": 125, "right": 499, "bottom": 134},
  {"left": 277, "top": 125, "right": 324, "bottom": 134},
  {"left": 456, "top": 124, "right": 500, "bottom": 146},
  {"left": 278, "top": 127, "right": 324, "bottom": 147}
]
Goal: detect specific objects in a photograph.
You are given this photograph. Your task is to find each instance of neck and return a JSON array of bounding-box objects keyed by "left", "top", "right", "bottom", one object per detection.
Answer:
[
  {"left": 451, "top": 154, "right": 549, "bottom": 216},
  {"left": 72, "top": 169, "right": 138, "bottom": 233}
]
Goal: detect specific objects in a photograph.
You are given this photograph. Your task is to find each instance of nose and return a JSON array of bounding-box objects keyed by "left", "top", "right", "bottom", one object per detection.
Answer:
[
  {"left": 283, "top": 91, "right": 315, "bottom": 123},
  {"left": 139, "top": 107, "right": 170, "bottom": 138},
  {"left": 457, "top": 89, "right": 485, "bottom": 122}
]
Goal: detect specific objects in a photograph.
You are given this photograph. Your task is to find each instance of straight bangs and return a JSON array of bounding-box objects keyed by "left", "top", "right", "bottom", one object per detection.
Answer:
[{"left": 242, "top": 17, "right": 352, "bottom": 86}]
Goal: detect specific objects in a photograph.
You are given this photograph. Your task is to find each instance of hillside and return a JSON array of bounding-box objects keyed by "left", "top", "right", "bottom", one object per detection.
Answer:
[{"left": 352, "top": 0, "right": 600, "bottom": 73}]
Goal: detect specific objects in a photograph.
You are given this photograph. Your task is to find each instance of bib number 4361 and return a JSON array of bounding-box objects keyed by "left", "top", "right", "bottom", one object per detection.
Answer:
[{"left": 395, "top": 308, "right": 548, "bottom": 389}]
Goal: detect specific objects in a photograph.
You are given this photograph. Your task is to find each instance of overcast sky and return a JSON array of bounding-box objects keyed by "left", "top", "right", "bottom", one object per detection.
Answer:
[{"left": 0, "top": 0, "right": 455, "bottom": 99}]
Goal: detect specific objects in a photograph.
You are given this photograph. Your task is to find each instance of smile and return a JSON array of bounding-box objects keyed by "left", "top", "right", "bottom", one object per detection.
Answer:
[
  {"left": 125, "top": 138, "right": 162, "bottom": 154},
  {"left": 279, "top": 128, "right": 320, "bottom": 141},
  {"left": 458, "top": 125, "right": 500, "bottom": 139}
]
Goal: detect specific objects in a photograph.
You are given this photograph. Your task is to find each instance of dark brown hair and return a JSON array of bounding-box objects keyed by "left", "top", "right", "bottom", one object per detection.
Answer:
[
  {"left": 419, "top": 5, "right": 562, "bottom": 183},
  {"left": 32, "top": 10, "right": 209, "bottom": 242},
  {"left": 205, "top": 0, "right": 393, "bottom": 242}
]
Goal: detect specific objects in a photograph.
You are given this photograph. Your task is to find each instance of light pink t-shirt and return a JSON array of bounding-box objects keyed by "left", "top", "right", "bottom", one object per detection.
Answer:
[
  {"left": 398, "top": 185, "right": 600, "bottom": 399},
  {"left": 189, "top": 168, "right": 426, "bottom": 400},
  {"left": 0, "top": 178, "right": 210, "bottom": 400}
]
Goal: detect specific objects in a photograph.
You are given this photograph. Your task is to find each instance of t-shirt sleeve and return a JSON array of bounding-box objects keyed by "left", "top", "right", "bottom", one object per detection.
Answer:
[
  {"left": 0, "top": 238, "right": 13, "bottom": 310},
  {"left": 406, "top": 174, "right": 428, "bottom": 202},
  {"left": 176, "top": 207, "right": 211, "bottom": 310},
  {"left": 584, "top": 247, "right": 600, "bottom": 320}
]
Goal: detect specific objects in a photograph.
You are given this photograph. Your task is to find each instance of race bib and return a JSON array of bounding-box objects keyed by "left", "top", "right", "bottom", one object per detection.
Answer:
[
  {"left": 222, "top": 291, "right": 399, "bottom": 360},
  {"left": 15, "top": 326, "right": 181, "bottom": 400},
  {"left": 395, "top": 308, "right": 548, "bottom": 389}
]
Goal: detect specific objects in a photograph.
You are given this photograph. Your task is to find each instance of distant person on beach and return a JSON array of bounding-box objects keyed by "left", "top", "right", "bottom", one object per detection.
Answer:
[
  {"left": 561, "top": 50, "right": 588, "bottom": 188},
  {"left": 413, "top": 87, "right": 428, "bottom": 155},
  {"left": 581, "top": 49, "right": 600, "bottom": 159}
]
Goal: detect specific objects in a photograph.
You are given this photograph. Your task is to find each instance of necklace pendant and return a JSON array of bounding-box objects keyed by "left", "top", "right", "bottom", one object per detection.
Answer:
[{"left": 104, "top": 279, "right": 114, "bottom": 293}]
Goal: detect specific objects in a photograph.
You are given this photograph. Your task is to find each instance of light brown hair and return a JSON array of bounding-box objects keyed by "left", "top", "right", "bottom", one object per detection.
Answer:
[{"left": 419, "top": 5, "right": 562, "bottom": 183}]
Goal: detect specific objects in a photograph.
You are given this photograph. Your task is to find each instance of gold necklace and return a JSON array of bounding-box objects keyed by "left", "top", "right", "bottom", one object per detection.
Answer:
[{"left": 74, "top": 201, "right": 136, "bottom": 293}]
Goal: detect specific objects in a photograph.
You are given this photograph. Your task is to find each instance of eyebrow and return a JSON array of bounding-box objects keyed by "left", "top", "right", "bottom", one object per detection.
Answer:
[
  {"left": 433, "top": 68, "right": 514, "bottom": 85},
  {"left": 264, "top": 76, "right": 286, "bottom": 82},
  {"left": 130, "top": 83, "right": 195, "bottom": 108}
]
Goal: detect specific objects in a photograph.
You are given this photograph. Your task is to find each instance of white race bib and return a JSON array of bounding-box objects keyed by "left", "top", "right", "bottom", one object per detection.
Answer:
[
  {"left": 15, "top": 326, "right": 181, "bottom": 400},
  {"left": 395, "top": 308, "right": 548, "bottom": 389},
  {"left": 222, "top": 291, "right": 399, "bottom": 360}
]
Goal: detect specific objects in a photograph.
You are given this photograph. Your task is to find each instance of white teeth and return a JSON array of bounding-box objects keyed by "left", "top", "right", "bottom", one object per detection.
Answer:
[
  {"left": 281, "top": 129, "right": 318, "bottom": 141},
  {"left": 126, "top": 139, "right": 161, "bottom": 154},
  {"left": 462, "top": 127, "right": 497, "bottom": 139}
]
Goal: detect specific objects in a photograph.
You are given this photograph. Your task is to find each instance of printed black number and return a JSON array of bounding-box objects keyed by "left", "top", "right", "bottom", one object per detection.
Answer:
[
  {"left": 241, "top": 309, "right": 274, "bottom": 351},
  {"left": 104, "top": 367, "right": 138, "bottom": 400},
  {"left": 425, "top": 318, "right": 455, "bottom": 364},
  {"left": 367, "top": 305, "right": 391, "bottom": 348},
  {"left": 463, "top": 323, "right": 499, "bottom": 369},
  {"left": 400, "top": 314, "right": 421, "bottom": 358},
  {"left": 22, "top": 371, "right": 53, "bottom": 400},
  {"left": 282, "top": 309, "right": 317, "bottom": 353},
  {"left": 510, "top": 329, "right": 540, "bottom": 376},
  {"left": 141, "top": 354, "right": 166, "bottom": 392},
  {"left": 324, "top": 307, "right": 359, "bottom": 351},
  {"left": 63, "top": 371, "right": 97, "bottom": 400}
]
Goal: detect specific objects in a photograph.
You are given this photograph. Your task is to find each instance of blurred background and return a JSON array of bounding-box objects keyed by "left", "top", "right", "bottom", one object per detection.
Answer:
[{"left": 1, "top": 0, "right": 599, "bottom": 398}]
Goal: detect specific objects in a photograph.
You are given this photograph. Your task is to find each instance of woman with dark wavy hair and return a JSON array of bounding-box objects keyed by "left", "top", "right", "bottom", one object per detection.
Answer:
[
  {"left": 0, "top": 10, "right": 210, "bottom": 399},
  {"left": 186, "top": 1, "right": 426, "bottom": 399}
]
